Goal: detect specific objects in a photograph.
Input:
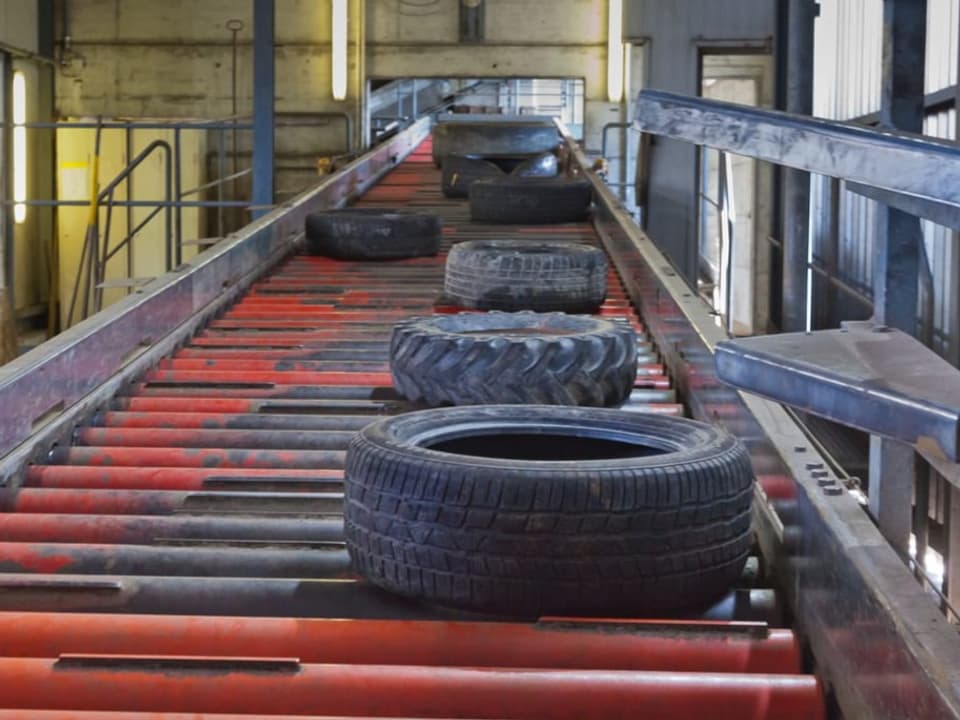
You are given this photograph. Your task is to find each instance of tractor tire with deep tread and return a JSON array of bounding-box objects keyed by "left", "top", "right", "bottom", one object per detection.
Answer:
[
  {"left": 344, "top": 405, "right": 755, "bottom": 616},
  {"left": 469, "top": 177, "right": 592, "bottom": 224},
  {"left": 305, "top": 209, "right": 441, "bottom": 260},
  {"left": 390, "top": 311, "right": 638, "bottom": 407},
  {"left": 441, "top": 155, "right": 505, "bottom": 198},
  {"left": 445, "top": 240, "right": 607, "bottom": 312}
]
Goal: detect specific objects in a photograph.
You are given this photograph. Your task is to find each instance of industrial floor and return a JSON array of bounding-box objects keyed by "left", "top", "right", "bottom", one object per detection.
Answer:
[{"left": 0, "top": 137, "right": 824, "bottom": 718}]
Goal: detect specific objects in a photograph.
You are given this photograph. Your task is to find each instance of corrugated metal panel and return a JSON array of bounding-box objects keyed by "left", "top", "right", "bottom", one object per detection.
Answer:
[
  {"left": 813, "top": 0, "right": 883, "bottom": 120},
  {"left": 926, "top": 0, "right": 959, "bottom": 93},
  {"left": 922, "top": 108, "right": 958, "bottom": 361},
  {"left": 812, "top": 0, "right": 959, "bottom": 361}
]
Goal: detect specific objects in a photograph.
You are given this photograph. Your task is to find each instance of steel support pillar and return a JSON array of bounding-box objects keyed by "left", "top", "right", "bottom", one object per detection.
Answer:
[
  {"left": 868, "top": 436, "right": 915, "bottom": 559},
  {"left": 0, "top": 53, "right": 14, "bottom": 304},
  {"left": 780, "top": 0, "right": 816, "bottom": 332},
  {"left": 875, "top": 0, "right": 926, "bottom": 334},
  {"left": 252, "top": 0, "right": 275, "bottom": 218},
  {"left": 869, "top": 0, "right": 927, "bottom": 561}
]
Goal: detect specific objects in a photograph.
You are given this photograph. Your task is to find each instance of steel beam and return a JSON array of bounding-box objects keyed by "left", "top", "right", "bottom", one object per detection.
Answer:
[
  {"left": 874, "top": 0, "right": 927, "bottom": 334},
  {"left": 715, "top": 322, "right": 960, "bottom": 463},
  {"left": 869, "top": 0, "right": 927, "bottom": 562},
  {"left": 252, "top": 0, "right": 275, "bottom": 217},
  {"left": 781, "top": 0, "right": 816, "bottom": 331},
  {"left": 632, "top": 90, "right": 960, "bottom": 209},
  {"left": 847, "top": 182, "right": 960, "bottom": 231}
]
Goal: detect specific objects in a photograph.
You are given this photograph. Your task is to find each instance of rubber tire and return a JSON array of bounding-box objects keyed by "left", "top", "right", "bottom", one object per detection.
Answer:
[
  {"left": 305, "top": 209, "right": 441, "bottom": 260},
  {"left": 445, "top": 239, "right": 607, "bottom": 312},
  {"left": 344, "top": 405, "right": 755, "bottom": 616},
  {"left": 441, "top": 155, "right": 505, "bottom": 198},
  {"left": 390, "top": 311, "right": 637, "bottom": 407},
  {"left": 432, "top": 121, "right": 560, "bottom": 167},
  {"left": 469, "top": 177, "right": 592, "bottom": 224},
  {"left": 511, "top": 151, "right": 558, "bottom": 178}
]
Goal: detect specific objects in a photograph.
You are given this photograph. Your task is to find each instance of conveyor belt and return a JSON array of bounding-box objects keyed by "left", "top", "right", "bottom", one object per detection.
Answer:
[{"left": 0, "top": 136, "right": 824, "bottom": 719}]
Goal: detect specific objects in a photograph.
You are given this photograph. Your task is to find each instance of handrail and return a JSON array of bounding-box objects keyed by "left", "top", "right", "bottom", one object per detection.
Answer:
[
  {"left": 95, "top": 140, "right": 173, "bottom": 314},
  {"left": 66, "top": 140, "right": 173, "bottom": 325}
]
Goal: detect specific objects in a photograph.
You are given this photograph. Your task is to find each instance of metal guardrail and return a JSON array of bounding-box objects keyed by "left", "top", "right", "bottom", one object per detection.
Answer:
[
  {"left": 634, "top": 89, "right": 960, "bottom": 226},
  {"left": 0, "top": 116, "right": 432, "bottom": 480}
]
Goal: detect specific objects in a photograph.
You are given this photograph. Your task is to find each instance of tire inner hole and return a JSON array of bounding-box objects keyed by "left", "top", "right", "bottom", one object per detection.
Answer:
[{"left": 426, "top": 433, "right": 668, "bottom": 461}]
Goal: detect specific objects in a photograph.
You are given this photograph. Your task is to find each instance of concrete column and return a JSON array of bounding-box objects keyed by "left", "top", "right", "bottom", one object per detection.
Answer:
[
  {"left": 780, "top": 0, "right": 816, "bottom": 332},
  {"left": 252, "top": 0, "right": 275, "bottom": 217}
]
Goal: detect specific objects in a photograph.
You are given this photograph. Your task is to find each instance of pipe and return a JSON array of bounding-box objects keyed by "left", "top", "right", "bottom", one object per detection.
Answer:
[
  {"left": 0, "top": 612, "right": 803, "bottom": 673},
  {"left": 47, "top": 446, "right": 347, "bottom": 469},
  {"left": 24, "top": 465, "right": 342, "bottom": 491},
  {"left": 73, "top": 427, "right": 355, "bottom": 450},
  {"left": 0, "top": 573, "right": 782, "bottom": 623},
  {"left": 0, "top": 513, "right": 343, "bottom": 544},
  {"left": 0, "top": 659, "right": 824, "bottom": 719},
  {"left": 3, "top": 487, "right": 343, "bottom": 514},
  {"left": 0, "top": 541, "right": 351, "bottom": 577},
  {"left": 600, "top": 121, "right": 631, "bottom": 161}
]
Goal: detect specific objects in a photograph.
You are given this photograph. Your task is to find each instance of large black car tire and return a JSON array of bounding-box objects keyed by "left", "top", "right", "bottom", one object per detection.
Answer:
[
  {"left": 390, "top": 311, "right": 638, "bottom": 407},
  {"left": 445, "top": 239, "right": 607, "bottom": 313},
  {"left": 344, "top": 405, "right": 755, "bottom": 616},
  {"left": 305, "top": 209, "right": 441, "bottom": 260},
  {"left": 469, "top": 177, "right": 592, "bottom": 224}
]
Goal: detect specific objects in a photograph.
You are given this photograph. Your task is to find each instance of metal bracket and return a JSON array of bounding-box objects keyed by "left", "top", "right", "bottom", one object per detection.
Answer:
[{"left": 715, "top": 321, "right": 960, "bottom": 463}]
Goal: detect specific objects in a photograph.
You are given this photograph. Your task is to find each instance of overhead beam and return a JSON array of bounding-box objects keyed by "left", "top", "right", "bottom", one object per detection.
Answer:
[{"left": 633, "top": 90, "right": 960, "bottom": 208}]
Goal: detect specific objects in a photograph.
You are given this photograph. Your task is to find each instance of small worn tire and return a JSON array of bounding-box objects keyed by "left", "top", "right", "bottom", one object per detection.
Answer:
[
  {"left": 469, "top": 177, "right": 592, "bottom": 224},
  {"left": 305, "top": 209, "right": 441, "bottom": 260},
  {"left": 390, "top": 311, "right": 638, "bottom": 407},
  {"left": 445, "top": 239, "right": 607, "bottom": 312},
  {"left": 441, "top": 155, "right": 505, "bottom": 198},
  {"left": 344, "top": 405, "right": 755, "bottom": 616}
]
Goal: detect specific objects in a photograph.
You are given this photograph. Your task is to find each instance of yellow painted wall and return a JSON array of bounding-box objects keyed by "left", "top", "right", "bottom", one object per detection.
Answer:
[{"left": 55, "top": 125, "right": 205, "bottom": 328}]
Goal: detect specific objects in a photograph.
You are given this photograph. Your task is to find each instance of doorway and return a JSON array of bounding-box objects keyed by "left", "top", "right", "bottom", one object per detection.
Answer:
[{"left": 696, "top": 52, "right": 773, "bottom": 336}]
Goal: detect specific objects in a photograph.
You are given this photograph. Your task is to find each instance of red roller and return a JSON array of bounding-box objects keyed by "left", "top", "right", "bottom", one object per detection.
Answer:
[
  {"left": 143, "top": 368, "right": 395, "bottom": 386},
  {"left": 172, "top": 347, "right": 391, "bottom": 360},
  {"left": 156, "top": 358, "right": 390, "bottom": 372},
  {"left": 0, "top": 658, "right": 824, "bottom": 719},
  {"left": 758, "top": 474, "right": 798, "bottom": 500},
  {"left": 206, "top": 320, "right": 401, "bottom": 330},
  {"left": 48, "top": 446, "right": 346, "bottom": 469},
  {"left": 24, "top": 465, "right": 338, "bottom": 490},
  {"left": 0, "top": 613, "right": 802, "bottom": 674},
  {"left": 74, "top": 427, "right": 354, "bottom": 450},
  {"left": 95, "top": 411, "right": 373, "bottom": 431},
  {"left": 4, "top": 487, "right": 342, "bottom": 515},
  {"left": 223, "top": 309, "right": 420, "bottom": 321},
  {"left": 190, "top": 332, "right": 396, "bottom": 344},
  {"left": 0, "top": 713, "right": 454, "bottom": 720}
]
